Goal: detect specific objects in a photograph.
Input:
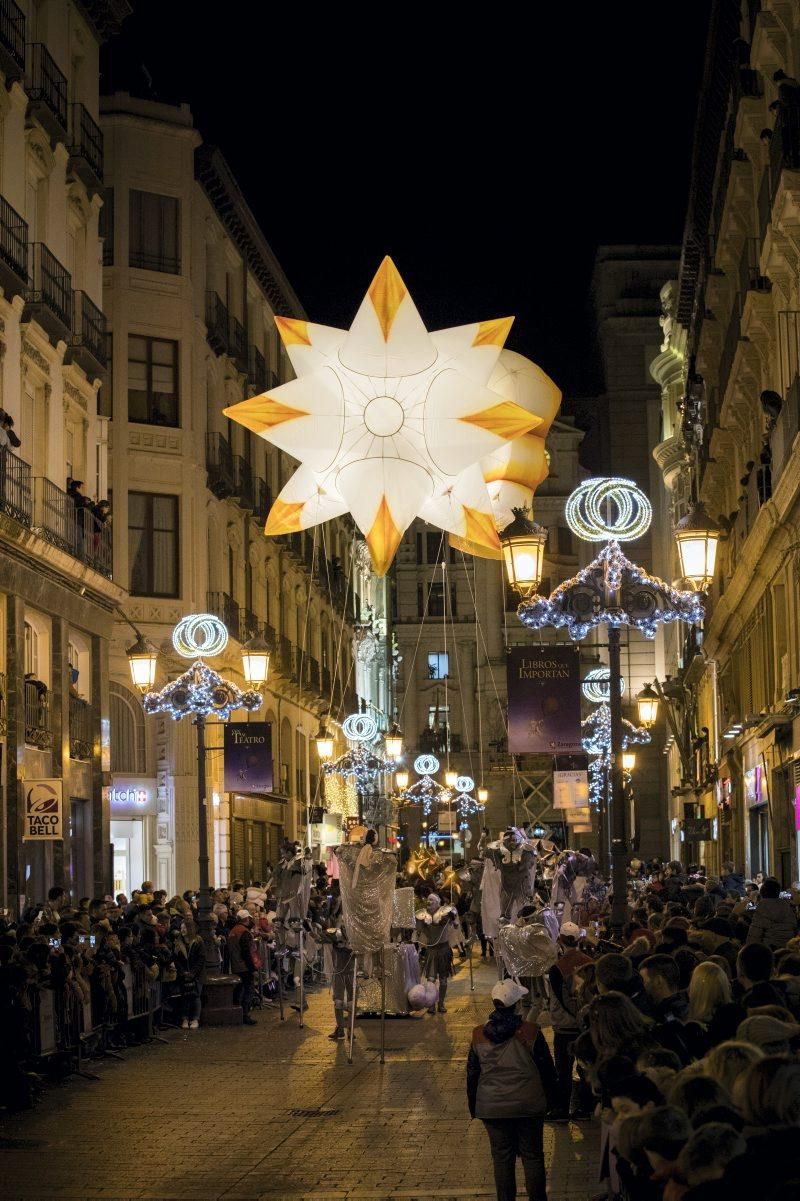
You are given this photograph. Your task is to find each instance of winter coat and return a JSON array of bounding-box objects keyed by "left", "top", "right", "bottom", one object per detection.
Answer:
[
  {"left": 721, "top": 871, "right": 746, "bottom": 897},
  {"left": 227, "top": 923, "right": 255, "bottom": 974},
  {"left": 745, "top": 896, "right": 797, "bottom": 949},
  {"left": 466, "top": 1009, "right": 556, "bottom": 1119},
  {"left": 547, "top": 947, "right": 592, "bottom": 1032}
]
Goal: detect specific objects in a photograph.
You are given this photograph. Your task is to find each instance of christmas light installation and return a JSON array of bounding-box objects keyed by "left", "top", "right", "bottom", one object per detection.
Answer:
[
  {"left": 143, "top": 661, "right": 262, "bottom": 721},
  {"left": 172, "top": 612, "right": 230, "bottom": 659},
  {"left": 395, "top": 756, "right": 453, "bottom": 817},
  {"left": 322, "top": 712, "right": 392, "bottom": 800},
  {"left": 582, "top": 706, "right": 650, "bottom": 808},
  {"left": 518, "top": 540, "right": 704, "bottom": 640},
  {"left": 565, "top": 477, "right": 652, "bottom": 543},
  {"left": 222, "top": 257, "right": 551, "bottom": 575},
  {"left": 514, "top": 477, "right": 708, "bottom": 934},
  {"left": 582, "top": 666, "right": 625, "bottom": 705}
]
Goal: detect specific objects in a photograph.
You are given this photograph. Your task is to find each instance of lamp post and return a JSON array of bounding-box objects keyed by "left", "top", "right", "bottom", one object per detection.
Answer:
[
  {"left": 516, "top": 478, "right": 708, "bottom": 933},
  {"left": 128, "top": 614, "right": 266, "bottom": 987}
]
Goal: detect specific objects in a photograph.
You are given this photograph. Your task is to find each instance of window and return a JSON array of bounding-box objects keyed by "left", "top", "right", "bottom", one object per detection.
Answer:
[
  {"left": 24, "top": 622, "right": 38, "bottom": 677},
  {"left": 425, "top": 582, "right": 458, "bottom": 617},
  {"left": 128, "top": 336, "right": 179, "bottom": 426},
  {"left": 426, "top": 531, "right": 441, "bottom": 563},
  {"left": 129, "top": 190, "right": 180, "bottom": 273},
  {"left": 427, "top": 652, "right": 449, "bottom": 679},
  {"left": 110, "top": 684, "right": 146, "bottom": 773},
  {"left": 550, "top": 526, "right": 575, "bottom": 556},
  {"left": 129, "top": 492, "right": 179, "bottom": 597},
  {"left": 428, "top": 704, "right": 450, "bottom": 729},
  {"left": 99, "top": 187, "right": 114, "bottom": 266}
]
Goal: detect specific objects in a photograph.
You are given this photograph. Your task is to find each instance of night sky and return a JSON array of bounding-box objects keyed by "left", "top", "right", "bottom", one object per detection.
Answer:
[{"left": 102, "top": 2, "right": 711, "bottom": 396}]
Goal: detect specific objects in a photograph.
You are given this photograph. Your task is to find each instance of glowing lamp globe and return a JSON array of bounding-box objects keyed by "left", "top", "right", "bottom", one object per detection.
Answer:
[
  {"left": 395, "top": 769, "right": 410, "bottom": 790},
  {"left": 636, "top": 683, "right": 660, "bottom": 728},
  {"left": 477, "top": 786, "right": 489, "bottom": 804},
  {"left": 126, "top": 632, "right": 159, "bottom": 693},
  {"left": 674, "top": 502, "right": 720, "bottom": 592},
  {"left": 499, "top": 507, "right": 548, "bottom": 595},
  {"left": 314, "top": 719, "right": 335, "bottom": 762},
  {"left": 241, "top": 633, "right": 271, "bottom": 689},
  {"left": 384, "top": 724, "right": 403, "bottom": 759},
  {"left": 445, "top": 769, "right": 458, "bottom": 789},
  {"left": 622, "top": 751, "right": 637, "bottom": 772}
]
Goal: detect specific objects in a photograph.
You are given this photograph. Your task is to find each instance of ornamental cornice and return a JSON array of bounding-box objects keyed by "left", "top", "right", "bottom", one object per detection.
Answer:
[
  {"left": 652, "top": 435, "right": 689, "bottom": 491},
  {"left": 21, "top": 340, "right": 50, "bottom": 376},
  {"left": 64, "top": 380, "right": 88, "bottom": 409}
]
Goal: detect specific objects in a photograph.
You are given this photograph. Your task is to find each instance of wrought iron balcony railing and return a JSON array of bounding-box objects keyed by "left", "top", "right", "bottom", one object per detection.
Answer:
[
  {"left": 0, "top": 0, "right": 25, "bottom": 76},
  {"left": 25, "top": 243, "right": 72, "bottom": 337},
  {"left": 232, "top": 454, "right": 254, "bottom": 511},
  {"left": 0, "top": 193, "right": 27, "bottom": 288},
  {"left": 26, "top": 42, "right": 67, "bottom": 134},
  {"left": 0, "top": 446, "right": 31, "bottom": 526},
  {"left": 248, "top": 345, "right": 266, "bottom": 393},
  {"left": 205, "top": 291, "right": 229, "bottom": 356},
  {"left": 69, "top": 103, "right": 103, "bottom": 186},
  {"left": 71, "top": 290, "right": 107, "bottom": 374},
  {"left": 206, "top": 431, "right": 235, "bottom": 499},
  {"left": 24, "top": 678, "right": 51, "bottom": 749},
  {"left": 69, "top": 695, "right": 92, "bottom": 760}
]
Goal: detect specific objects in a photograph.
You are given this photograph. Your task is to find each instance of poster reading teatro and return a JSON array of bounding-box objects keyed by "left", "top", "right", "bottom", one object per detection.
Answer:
[
  {"left": 223, "top": 722, "right": 273, "bottom": 794},
  {"left": 507, "top": 646, "right": 581, "bottom": 753}
]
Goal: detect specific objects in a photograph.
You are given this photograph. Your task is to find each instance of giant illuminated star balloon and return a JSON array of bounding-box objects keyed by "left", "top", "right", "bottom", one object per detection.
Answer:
[{"left": 223, "top": 257, "right": 545, "bottom": 575}]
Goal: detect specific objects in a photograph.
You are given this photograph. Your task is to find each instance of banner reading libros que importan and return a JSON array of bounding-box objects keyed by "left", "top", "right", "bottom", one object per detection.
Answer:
[{"left": 507, "top": 646, "right": 582, "bottom": 754}]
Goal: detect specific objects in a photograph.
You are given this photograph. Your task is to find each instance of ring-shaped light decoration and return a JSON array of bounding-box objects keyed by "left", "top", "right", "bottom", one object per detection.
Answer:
[
  {"left": 565, "top": 478, "right": 652, "bottom": 544},
  {"left": 172, "top": 613, "right": 229, "bottom": 660},
  {"left": 582, "top": 666, "right": 625, "bottom": 705},
  {"left": 414, "top": 753, "right": 440, "bottom": 777},
  {"left": 456, "top": 775, "right": 475, "bottom": 794},
  {"left": 341, "top": 712, "right": 378, "bottom": 743}
]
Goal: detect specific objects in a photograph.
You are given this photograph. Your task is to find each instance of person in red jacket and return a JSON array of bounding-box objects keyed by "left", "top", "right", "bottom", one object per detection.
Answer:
[{"left": 467, "top": 978, "right": 557, "bottom": 1201}]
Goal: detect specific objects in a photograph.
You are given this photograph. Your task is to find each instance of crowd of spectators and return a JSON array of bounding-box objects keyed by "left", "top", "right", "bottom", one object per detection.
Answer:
[
  {"left": 0, "top": 851, "right": 340, "bottom": 1111},
  {"left": 550, "top": 861, "right": 800, "bottom": 1200}
]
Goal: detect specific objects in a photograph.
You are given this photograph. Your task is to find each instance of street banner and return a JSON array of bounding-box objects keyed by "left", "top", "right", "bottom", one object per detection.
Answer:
[
  {"left": 507, "top": 646, "right": 582, "bottom": 753},
  {"left": 23, "top": 779, "right": 63, "bottom": 841},
  {"left": 553, "top": 769, "right": 589, "bottom": 809},
  {"left": 223, "top": 722, "right": 273, "bottom": 794}
]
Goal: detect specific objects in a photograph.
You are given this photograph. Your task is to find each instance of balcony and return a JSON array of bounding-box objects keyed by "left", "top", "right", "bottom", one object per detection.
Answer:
[
  {"left": 252, "top": 477, "right": 271, "bottom": 523},
  {"left": 277, "top": 634, "right": 295, "bottom": 680},
  {"left": 262, "top": 622, "right": 276, "bottom": 650},
  {"left": 769, "top": 109, "right": 800, "bottom": 209},
  {"left": 25, "top": 43, "right": 67, "bottom": 140},
  {"left": 232, "top": 454, "right": 254, "bottom": 511},
  {"left": 24, "top": 243, "right": 72, "bottom": 343},
  {"left": 306, "top": 656, "right": 321, "bottom": 693},
  {"left": 206, "top": 431, "right": 235, "bottom": 499},
  {"left": 0, "top": 447, "right": 31, "bottom": 525},
  {"left": 248, "top": 346, "right": 266, "bottom": 394},
  {"left": 737, "top": 238, "right": 770, "bottom": 312},
  {"left": 772, "top": 374, "right": 800, "bottom": 487},
  {"left": 0, "top": 194, "right": 26, "bottom": 300},
  {"left": 322, "top": 665, "right": 331, "bottom": 697},
  {"left": 0, "top": 1, "right": 24, "bottom": 82},
  {"left": 205, "top": 291, "right": 229, "bottom": 356},
  {"left": 69, "top": 695, "right": 92, "bottom": 760},
  {"left": 24, "top": 678, "right": 51, "bottom": 749},
  {"left": 206, "top": 591, "right": 241, "bottom": 635},
  {"left": 229, "top": 315, "right": 247, "bottom": 371},
  {"left": 68, "top": 103, "right": 103, "bottom": 191},
  {"left": 238, "top": 607, "right": 261, "bottom": 644},
  {"left": 69, "top": 290, "right": 107, "bottom": 378},
  {"left": 717, "top": 301, "right": 741, "bottom": 403}
]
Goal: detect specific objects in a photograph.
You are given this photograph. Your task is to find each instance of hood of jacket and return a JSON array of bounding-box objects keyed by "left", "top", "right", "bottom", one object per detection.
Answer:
[{"left": 483, "top": 1007, "right": 523, "bottom": 1044}]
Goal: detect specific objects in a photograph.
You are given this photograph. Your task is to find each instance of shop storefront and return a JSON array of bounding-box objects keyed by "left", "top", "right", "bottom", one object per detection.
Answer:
[
  {"left": 109, "top": 778, "right": 159, "bottom": 897},
  {"left": 230, "top": 794, "right": 285, "bottom": 883},
  {"left": 745, "top": 764, "right": 770, "bottom": 877}
]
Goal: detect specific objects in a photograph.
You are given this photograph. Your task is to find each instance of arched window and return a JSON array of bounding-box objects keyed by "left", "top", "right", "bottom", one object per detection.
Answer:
[{"left": 110, "top": 682, "right": 146, "bottom": 774}]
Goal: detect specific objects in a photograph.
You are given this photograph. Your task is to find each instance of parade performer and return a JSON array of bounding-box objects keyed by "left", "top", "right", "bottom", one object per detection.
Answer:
[
  {"left": 416, "top": 892, "right": 456, "bottom": 1014},
  {"left": 483, "top": 827, "right": 537, "bottom": 924},
  {"left": 316, "top": 921, "right": 356, "bottom": 1041}
]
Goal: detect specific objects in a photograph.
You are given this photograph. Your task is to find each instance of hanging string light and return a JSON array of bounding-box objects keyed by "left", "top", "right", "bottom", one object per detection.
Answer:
[
  {"left": 322, "top": 711, "right": 392, "bottom": 795},
  {"left": 565, "top": 477, "right": 652, "bottom": 543},
  {"left": 582, "top": 666, "right": 625, "bottom": 704},
  {"left": 143, "top": 661, "right": 262, "bottom": 722}
]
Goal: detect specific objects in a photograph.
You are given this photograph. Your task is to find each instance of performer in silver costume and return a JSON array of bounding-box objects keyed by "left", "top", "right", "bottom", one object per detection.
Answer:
[{"left": 416, "top": 892, "right": 456, "bottom": 1014}]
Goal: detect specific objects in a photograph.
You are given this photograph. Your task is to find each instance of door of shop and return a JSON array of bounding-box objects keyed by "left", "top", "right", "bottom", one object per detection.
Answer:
[
  {"left": 111, "top": 819, "right": 144, "bottom": 898},
  {"left": 748, "top": 804, "right": 770, "bottom": 877},
  {"left": 232, "top": 817, "right": 282, "bottom": 883}
]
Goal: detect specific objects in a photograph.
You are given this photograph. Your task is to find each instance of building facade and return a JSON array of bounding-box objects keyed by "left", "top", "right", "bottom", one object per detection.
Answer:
[
  {"left": 650, "top": 0, "right": 800, "bottom": 883},
  {"left": 0, "top": 1, "right": 130, "bottom": 915},
  {"left": 101, "top": 94, "right": 391, "bottom": 899}
]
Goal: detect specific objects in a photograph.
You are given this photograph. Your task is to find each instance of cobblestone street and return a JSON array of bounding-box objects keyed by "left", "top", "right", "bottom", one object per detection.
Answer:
[{"left": 0, "top": 957, "right": 598, "bottom": 1201}]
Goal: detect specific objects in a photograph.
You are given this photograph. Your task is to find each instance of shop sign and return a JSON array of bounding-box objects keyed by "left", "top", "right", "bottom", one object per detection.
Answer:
[
  {"left": 744, "top": 765, "right": 763, "bottom": 808},
  {"left": 684, "top": 817, "right": 714, "bottom": 841},
  {"left": 224, "top": 722, "right": 273, "bottom": 794},
  {"left": 309, "top": 806, "right": 325, "bottom": 824},
  {"left": 109, "top": 777, "right": 159, "bottom": 815},
  {"left": 553, "top": 769, "right": 589, "bottom": 809},
  {"left": 507, "top": 646, "right": 582, "bottom": 753},
  {"left": 23, "top": 779, "right": 63, "bottom": 841}
]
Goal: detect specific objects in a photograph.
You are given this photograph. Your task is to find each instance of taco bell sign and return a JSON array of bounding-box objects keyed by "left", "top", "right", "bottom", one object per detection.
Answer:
[{"left": 23, "top": 779, "right": 63, "bottom": 841}]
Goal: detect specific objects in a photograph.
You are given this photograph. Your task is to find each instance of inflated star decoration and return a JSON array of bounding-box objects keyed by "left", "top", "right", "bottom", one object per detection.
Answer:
[{"left": 223, "top": 257, "right": 543, "bottom": 575}]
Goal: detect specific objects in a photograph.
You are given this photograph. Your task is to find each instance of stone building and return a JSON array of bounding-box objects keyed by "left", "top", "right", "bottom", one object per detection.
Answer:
[
  {"left": 0, "top": 1, "right": 130, "bottom": 914},
  {"left": 100, "top": 93, "right": 391, "bottom": 898},
  {"left": 650, "top": 0, "right": 800, "bottom": 883}
]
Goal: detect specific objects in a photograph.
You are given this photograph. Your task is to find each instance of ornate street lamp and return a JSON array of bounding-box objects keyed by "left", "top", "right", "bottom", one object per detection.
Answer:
[
  {"left": 130, "top": 613, "right": 263, "bottom": 993},
  {"left": 394, "top": 768, "right": 410, "bottom": 790},
  {"left": 674, "top": 501, "right": 721, "bottom": 592},
  {"left": 622, "top": 751, "right": 637, "bottom": 772},
  {"left": 519, "top": 477, "right": 707, "bottom": 932},
  {"left": 384, "top": 722, "right": 403, "bottom": 760},
  {"left": 240, "top": 631, "right": 271, "bottom": 689},
  {"left": 314, "top": 717, "right": 335, "bottom": 762},
  {"left": 636, "top": 682, "right": 660, "bottom": 728},
  {"left": 499, "top": 507, "right": 548, "bottom": 595},
  {"left": 477, "top": 785, "right": 489, "bottom": 804},
  {"left": 445, "top": 768, "right": 458, "bottom": 789},
  {"left": 126, "top": 631, "right": 159, "bottom": 694}
]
